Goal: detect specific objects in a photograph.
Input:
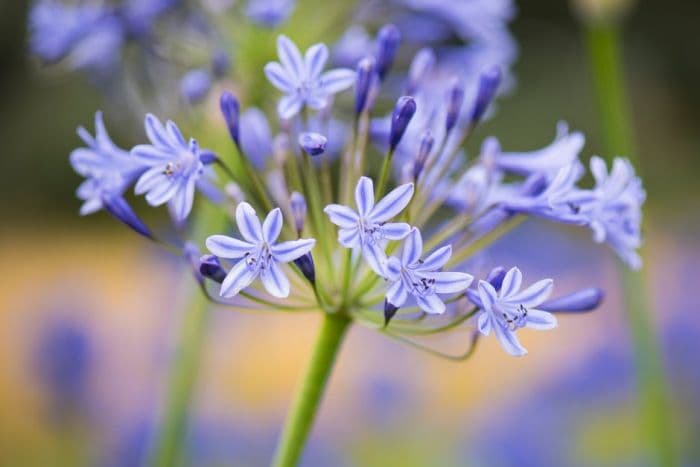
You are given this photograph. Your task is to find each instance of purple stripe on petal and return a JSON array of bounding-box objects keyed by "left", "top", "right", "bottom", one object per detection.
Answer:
[
  {"left": 271, "top": 238, "right": 315, "bottom": 263},
  {"left": 304, "top": 43, "right": 329, "bottom": 80},
  {"left": 420, "top": 245, "right": 451, "bottom": 271},
  {"left": 220, "top": 259, "right": 257, "bottom": 298},
  {"left": 206, "top": 235, "right": 255, "bottom": 259},
  {"left": 433, "top": 271, "right": 473, "bottom": 294},
  {"left": 262, "top": 208, "right": 283, "bottom": 243},
  {"left": 493, "top": 323, "right": 527, "bottom": 356},
  {"left": 278, "top": 93, "right": 303, "bottom": 119},
  {"left": 277, "top": 35, "right": 304, "bottom": 83},
  {"left": 235, "top": 202, "right": 263, "bottom": 243},
  {"left": 401, "top": 228, "right": 422, "bottom": 265},
  {"left": 509, "top": 279, "right": 553, "bottom": 308},
  {"left": 319, "top": 69, "right": 356, "bottom": 94},
  {"left": 381, "top": 222, "right": 411, "bottom": 240},
  {"left": 500, "top": 267, "right": 522, "bottom": 298},
  {"left": 260, "top": 261, "right": 290, "bottom": 298},
  {"left": 324, "top": 204, "right": 359, "bottom": 228},
  {"left": 416, "top": 294, "right": 445, "bottom": 315},
  {"left": 264, "top": 62, "right": 295, "bottom": 92},
  {"left": 369, "top": 182, "right": 413, "bottom": 222},
  {"left": 355, "top": 177, "right": 375, "bottom": 216}
]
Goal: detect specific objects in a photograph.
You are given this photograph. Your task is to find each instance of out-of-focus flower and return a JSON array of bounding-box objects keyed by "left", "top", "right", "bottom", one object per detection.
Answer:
[
  {"left": 245, "top": 0, "right": 296, "bottom": 27},
  {"left": 264, "top": 36, "right": 356, "bottom": 118},
  {"left": 206, "top": 203, "right": 316, "bottom": 297},
  {"left": 180, "top": 69, "right": 213, "bottom": 104}
]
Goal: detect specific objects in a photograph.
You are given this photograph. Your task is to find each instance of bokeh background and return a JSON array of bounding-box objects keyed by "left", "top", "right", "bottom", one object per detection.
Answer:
[{"left": 1, "top": 0, "right": 699, "bottom": 466}]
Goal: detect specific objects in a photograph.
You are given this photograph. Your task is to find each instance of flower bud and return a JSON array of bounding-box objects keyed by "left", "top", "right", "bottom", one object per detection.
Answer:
[
  {"left": 375, "top": 24, "right": 401, "bottom": 81},
  {"left": 212, "top": 49, "right": 230, "bottom": 78},
  {"left": 446, "top": 79, "right": 465, "bottom": 132},
  {"left": 486, "top": 266, "right": 507, "bottom": 290},
  {"left": 389, "top": 96, "right": 417, "bottom": 151},
  {"left": 298, "top": 132, "right": 327, "bottom": 156},
  {"left": 470, "top": 67, "right": 501, "bottom": 125},
  {"left": 540, "top": 288, "right": 604, "bottom": 312},
  {"left": 219, "top": 91, "right": 241, "bottom": 147},
  {"left": 413, "top": 130, "right": 434, "bottom": 181},
  {"left": 180, "top": 69, "right": 212, "bottom": 104},
  {"left": 384, "top": 299, "right": 399, "bottom": 326},
  {"left": 355, "top": 56, "right": 376, "bottom": 115},
  {"left": 199, "top": 255, "right": 227, "bottom": 283},
  {"left": 293, "top": 252, "right": 316, "bottom": 284},
  {"left": 407, "top": 48, "right": 435, "bottom": 94},
  {"left": 290, "top": 191, "right": 307, "bottom": 236}
]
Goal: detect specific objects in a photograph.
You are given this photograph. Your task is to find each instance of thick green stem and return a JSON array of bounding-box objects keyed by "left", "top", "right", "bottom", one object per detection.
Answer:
[
  {"left": 272, "top": 313, "right": 350, "bottom": 467},
  {"left": 584, "top": 22, "right": 676, "bottom": 466},
  {"left": 150, "top": 203, "right": 226, "bottom": 467}
]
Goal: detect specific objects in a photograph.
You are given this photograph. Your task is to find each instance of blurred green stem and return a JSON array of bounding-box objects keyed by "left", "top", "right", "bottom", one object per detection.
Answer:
[
  {"left": 150, "top": 203, "right": 225, "bottom": 467},
  {"left": 272, "top": 312, "right": 350, "bottom": 467},
  {"left": 584, "top": 22, "right": 676, "bottom": 466}
]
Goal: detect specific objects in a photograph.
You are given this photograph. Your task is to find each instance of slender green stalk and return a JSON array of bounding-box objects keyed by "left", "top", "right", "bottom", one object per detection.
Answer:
[
  {"left": 272, "top": 312, "right": 351, "bottom": 467},
  {"left": 150, "top": 203, "right": 226, "bottom": 467},
  {"left": 584, "top": 22, "right": 676, "bottom": 466}
]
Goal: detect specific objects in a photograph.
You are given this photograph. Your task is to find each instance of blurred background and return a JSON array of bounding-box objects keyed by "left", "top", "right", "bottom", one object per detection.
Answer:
[{"left": 1, "top": 0, "right": 699, "bottom": 466}]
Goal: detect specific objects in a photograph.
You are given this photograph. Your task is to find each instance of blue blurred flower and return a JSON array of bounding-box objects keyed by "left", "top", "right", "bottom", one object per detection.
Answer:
[
  {"left": 245, "top": 0, "right": 296, "bottom": 27},
  {"left": 180, "top": 69, "right": 213, "bottom": 104}
]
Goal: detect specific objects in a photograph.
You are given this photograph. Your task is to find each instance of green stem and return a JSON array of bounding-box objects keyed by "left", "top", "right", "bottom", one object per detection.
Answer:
[
  {"left": 584, "top": 22, "right": 676, "bottom": 466},
  {"left": 272, "top": 313, "right": 350, "bottom": 467}
]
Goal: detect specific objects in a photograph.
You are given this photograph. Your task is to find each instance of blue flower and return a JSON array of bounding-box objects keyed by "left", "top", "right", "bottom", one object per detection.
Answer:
[
  {"left": 205, "top": 203, "right": 316, "bottom": 298},
  {"left": 324, "top": 177, "right": 413, "bottom": 275},
  {"left": 265, "top": 35, "right": 356, "bottom": 119},
  {"left": 239, "top": 108, "right": 273, "bottom": 169},
  {"left": 472, "top": 267, "right": 557, "bottom": 356},
  {"left": 385, "top": 228, "right": 473, "bottom": 315},
  {"left": 180, "top": 69, "right": 212, "bottom": 104},
  {"left": 582, "top": 156, "right": 645, "bottom": 270},
  {"left": 70, "top": 111, "right": 146, "bottom": 215},
  {"left": 131, "top": 114, "right": 210, "bottom": 222},
  {"left": 245, "top": 0, "right": 296, "bottom": 27}
]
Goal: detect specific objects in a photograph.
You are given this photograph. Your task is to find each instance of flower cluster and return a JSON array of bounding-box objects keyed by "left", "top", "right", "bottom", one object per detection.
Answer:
[{"left": 68, "top": 19, "right": 640, "bottom": 359}]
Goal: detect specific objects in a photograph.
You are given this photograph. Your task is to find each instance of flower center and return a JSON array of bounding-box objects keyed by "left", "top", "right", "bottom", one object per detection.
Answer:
[
  {"left": 357, "top": 218, "right": 384, "bottom": 244},
  {"left": 244, "top": 244, "right": 273, "bottom": 273},
  {"left": 496, "top": 303, "right": 529, "bottom": 331},
  {"left": 401, "top": 268, "right": 435, "bottom": 297}
]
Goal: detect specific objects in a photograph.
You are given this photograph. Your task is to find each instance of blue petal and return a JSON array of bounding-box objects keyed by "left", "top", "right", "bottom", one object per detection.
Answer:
[
  {"left": 220, "top": 259, "right": 257, "bottom": 298},
  {"left": 131, "top": 144, "right": 170, "bottom": 164},
  {"left": 260, "top": 261, "right": 290, "bottom": 298},
  {"left": 493, "top": 323, "right": 528, "bottom": 356},
  {"left": 369, "top": 182, "right": 414, "bottom": 222},
  {"left": 144, "top": 176, "right": 179, "bottom": 206},
  {"left": 165, "top": 120, "right": 186, "bottom": 147},
  {"left": 263, "top": 208, "right": 283, "bottom": 243},
  {"left": 338, "top": 227, "right": 360, "bottom": 248},
  {"left": 355, "top": 177, "right": 375, "bottom": 217},
  {"left": 169, "top": 178, "right": 196, "bottom": 222},
  {"left": 382, "top": 222, "right": 411, "bottom": 240},
  {"left": 206, "top": 235, "right": 255, "bottom": 259},
  {"left": 386, "top": 280, "right": 408, "bottom": 308},
  {"left": 304, "top": 43, "right": 328, "bottom": 80},
  {"left": 416, "top": 294, "right": 445, "bottom": 315},
  {"left": 419, "top": 245, "right": 451, "bottom": 271},
  {"left": 277, "top": 35, "right": 304, "bottom": 83},
  {"left": 324, "top": 204, "right": 359, "bottom": 228},
  {"left": 144, "top": 114, "right": 171, "bottom": 149},
  {"left": 271, "top": 238, "right": 316, "bottom": 263},
  {"left": 278, "top": 93, "right": 303, "bottom": 119},
  {"left": 500, "top": 267, "right": 522, "bottom": 298},
  {"left": 432, "top": 271, "right": 473, "bottom": 294},
  {"left": 508, "top": 278, "right": 553, "bottom": 308},
  {"left": 319, "top": 68, "right": 356, "bottom": 94},
  {"left": 477, "top": 280, "right": 498, "bottom": 313},
  {"left": 477, "top": 311, "right": 491, "bottom": 336},
  {"left": 385, "top": 256, "right": 402, "bottom": 281},
  {"left": 134, "top": 166, "right": 165, "bottom": 195},
  {"left": 525, "top": 309, "right": 558, "bottom": 330},
  {"left": 264, "top": 62, "right": 295, "bottom": 92},
  {"left": 401, "top": 228, "right": 422, "bottom": 265},
  {"left": 362, "top": 241, "right": 387, "bottom": 276},
  {"left": 235, "top": 202, "right": 263, "bottom": 243}
]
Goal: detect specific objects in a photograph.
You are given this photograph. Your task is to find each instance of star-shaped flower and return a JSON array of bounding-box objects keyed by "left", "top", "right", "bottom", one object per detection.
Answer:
[
  {"left": 385, "top": 228, "right": 473, "bottom": 315},
  {"left": 324, "top": 177, "right": 413, "bottom": 275},
  {"left": 205, "top": 203, "right": 316, "bottom": 298},
  {"left": 473, "top": 267, "right": 557, "bottom": 356},
  {"left": 264, "top": 35, "right": 356, "bottom": 119},
  {"left": 132, "top": 114, "right": 211, "bottom": 222}
]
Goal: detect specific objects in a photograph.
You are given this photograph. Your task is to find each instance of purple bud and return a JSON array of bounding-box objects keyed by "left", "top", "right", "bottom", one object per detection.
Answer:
[
  {"left": 413, "top": 130, "right": 434, "bottom": 180},
  {"left": 375, "top": 24, "right": 401, "bottom": 81},
  {"left": 290, "top": 191, "right": 307, "bottom": 235},
  {"left": 355, "top": 56, "right": 376, "bottom": 114},
  {"left": 298, "top": 132, "right": 327, "bottom": 156},
  {"left": 384, "top": 299, "right": 399, "bottom": 326},
  {"left": 199, "top": 255, "right": 227, "bottom": 283},
  {"left": 199, "top": 150, "right": 218, "bottom": 165},
  {"left": 219, "top": 91, "right": 240, "bottom": 147},
  {"left": 293, "top": 252, "right": 316, "bottom": 284},
  {"left": 470, "top": 66, "right": 501, "bottom": 125},
  {"left": 102, "top": 196, "right": 152, "bottom": 239},
  {"left": 540, "top": 288, "right": 604, "bottom": 313},
  {"left": 180, "top": 69, "right": 212, "bottom": 104},
  {"left": 212, "top": 49, "right": 230, "bottom": 78},
  {"left": 446, "top": 79, "right": 465, "bottom": 132},
  {"left": 486, "top": 266, "right": 507, "bottom": 290},
  {"left": 389, "top": 96, "right": 417, "bottom": 151},
  {"left": 407, "top": 48, "right": 435, "bottom": 94}
]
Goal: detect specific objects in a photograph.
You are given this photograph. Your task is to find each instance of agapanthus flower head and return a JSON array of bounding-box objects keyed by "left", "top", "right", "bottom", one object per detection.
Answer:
[
  {"left": 265, "top": 35, "right": 356, "bottom": 119},
  {"left": 205, "top": 203, "right": 315, "bottom": 298}
]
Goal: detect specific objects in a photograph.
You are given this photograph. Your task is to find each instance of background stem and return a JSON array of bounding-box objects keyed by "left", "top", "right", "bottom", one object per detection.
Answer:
[
  {"left": 584, "top": 22, "right": 676, "bottom": 466},
  {"left": 272, "top": 313, "right": 350, "bottom": 467}
]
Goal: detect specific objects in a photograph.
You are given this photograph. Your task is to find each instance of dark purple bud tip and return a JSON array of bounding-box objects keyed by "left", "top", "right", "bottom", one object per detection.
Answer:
[
  {"left": 540, "top": 288, "right": 604, "bottom": 313},
  {"left": 219, "top": 91, "right": 240, "bottom": 147},
  {"left": 445, "top": 79, "right": 465, "bottom": 132},
  {"left": 413, "top": 130, "right": 434, "bottom": 180},
  {"left": 293, "top": 252, "right": 316, "bottom": 284},
  {"left": 199, "top": 254, "right": 227, "bottom": 284},
  {"left": 355, "top": 56, "right": 376, "bottom": 115},
  {"left": 199, "top": 150, "right": 218, "bottom": 165},
  {"left": 298, "top": 132, "right": 327, "bottom": 156},
  {"left": 470, "top": 66, "right": 502, "bottom": 125},
  {"left": 389, "top": 96, "right": 417, "bottom": 151},
  {"left": 376, "top": 24, "right": 401, "bottom": 81},
  {"left": 102, "top": 196, "right": 153, "bottom": 239},
  {"left": 384, "top": 299, "right": 400, "bottom": 326}
]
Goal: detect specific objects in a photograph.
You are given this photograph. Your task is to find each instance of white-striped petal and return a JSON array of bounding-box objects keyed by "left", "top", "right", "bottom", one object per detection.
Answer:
[
  {"left": 432, "top": 271, "right": 473, "bottom": 294},
  {"left": 324, "top": 204, "right": 359, "bottom": 228},
  {"left": 271, "top": 238, "right": 315, "bottom": 263},
  {"left": 260, "top": 261, "right": 290, "bottom": 298},
  {"left": 235, "top": 202, "right": 263, "bottom": 243},
  {"left": 500, "top": 267, "right": 522, "bottom": 298},
  {"left": 362, "top": 241, "right": 387, "bottom": 276},
  {"left": 493, "top": 323, "right": 527, "bottom": 356},
  {"left": 508, "top": 279, "right": 553, "bottom": 308},
  {"left": 220, "top": 259, "right": 257, "bottom": 298},
  {"left": 264, "top": 62, "right": 295, "bottom": 92},
  {"left": 525, "top": 309, "right": 558, "bottom": 330},
  {"left": 277, "top": 35, "right": 304, "bottom": 83},
  {"left": 319, "top": 69, "right": 356, "bottom": 94},
  {"left": 206, "top": 235, "right": 255, "bottom": 259},
  {"left": 338, "top": 227, "right": 360, "bottom": 248},
  {"left": 278, "top": 93, "right": 303, "bottom": 119},
  {"left": 416, "top": 294, "right": 445, "bottom": 315},
  {"left": 401, "top": 228, "right": 422, "bottom": 265},
  {"left": 262, "top": 208, "right": 283, "bottom": 243},
  {"left": 355, "top": 177, "right": 375, "bottom": 216},
  {"left": 382, "top": 222, "right": 411, "bottom": 240},
  {"left": 420, "top": 245, "right": 451, "bottom": 271},
  {"left": 386, "top": 280, "right": 408, "bottom": 308},
  {"left": 304, "top": 43, "right": 328, "bottom": 80},
  {"left": 369, "top": 182, "right": 414, "bottom": 222}
]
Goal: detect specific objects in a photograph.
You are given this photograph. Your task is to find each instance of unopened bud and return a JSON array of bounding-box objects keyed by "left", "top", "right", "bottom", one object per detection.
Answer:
[
  {"left": 219, "top": 91, "right": 241, "bottom": 147},
  {"left": 389, "top": 96, "right": 417, "bottom": 151},
  {"left": 470, "top": 67, "right": 501, "bottom": 125},
  {"left": 375, "top": 24, "right": 401, "bottom": 81},
  {"left": 298, "top": 132, "right": 327, "bottom": 156},
  {"left": 289, "top": 191, "right": 307, "bottom": 236}
]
